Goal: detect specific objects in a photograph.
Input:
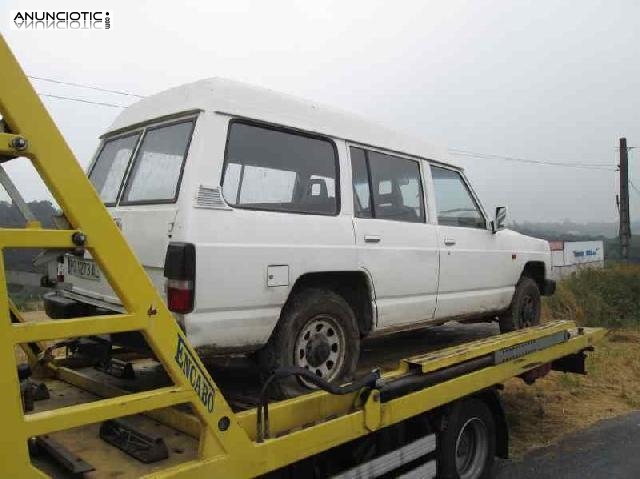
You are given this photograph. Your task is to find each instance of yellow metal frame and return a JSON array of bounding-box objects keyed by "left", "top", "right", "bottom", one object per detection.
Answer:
[{"left": 0, "top": 33, "right": 605, "bottom": 478}]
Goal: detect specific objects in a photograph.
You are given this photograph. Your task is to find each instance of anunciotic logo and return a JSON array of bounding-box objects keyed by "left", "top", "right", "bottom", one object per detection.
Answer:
[{"left": 10, "top": 11, "right": 111, "bottom": 30}]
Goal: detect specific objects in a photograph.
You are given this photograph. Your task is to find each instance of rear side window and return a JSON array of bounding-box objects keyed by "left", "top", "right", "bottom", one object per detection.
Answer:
[
  {"left": 89, "top": 133, "right": 140, "bottom": 204},
  {"left": 350, "top": 147, "right": 425, "bottom": 223},
  {"left": 122, "top": 120, "right": 195, "bottom": 203},
  {"left": 430, "top": 165, "right": 486, "bottom": 228},
  {"left": 222, "top": 122, "right": 339, "bottom": 215}
]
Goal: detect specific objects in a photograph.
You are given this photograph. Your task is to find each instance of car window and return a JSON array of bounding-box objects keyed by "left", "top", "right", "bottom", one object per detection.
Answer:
[
  {"left": 367, "top": 151, "right": 425, "bottom": 223},
  {"left": 89, "top": 133, "right": 140, "bottom": 204},
  {"left": 350, "top": 147, "right": 425, "bottom": 223},
  {"left": 222, "top": 122, "right": 338, "bottom": 215},
  {"left": 350, "top": 147, "right": 372, "bottom": 218},
  {"left": 122, "top": 120, "right": 195, "bottom": 203},
  {"left": 430, "top": 165, "right": 486, "bottom": 228}
]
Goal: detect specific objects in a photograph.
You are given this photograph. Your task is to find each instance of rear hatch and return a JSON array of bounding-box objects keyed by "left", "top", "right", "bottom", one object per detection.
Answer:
[{"left": 62, "top": 115, "right": 197, "bottom": 310}]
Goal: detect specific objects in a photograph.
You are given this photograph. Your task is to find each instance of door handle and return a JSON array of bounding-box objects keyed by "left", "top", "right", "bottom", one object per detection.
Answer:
[
  {"left": 444, "top": 237, "right": 456, "bottom": 246},
  {"left": 364, "top": 235, "right": 381, "bottom": 243}
]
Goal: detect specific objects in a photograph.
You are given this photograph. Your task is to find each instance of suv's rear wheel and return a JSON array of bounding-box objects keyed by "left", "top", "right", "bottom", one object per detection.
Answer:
[
  {"left": 258, "top": 288, "right": 360, "bottom": 398},
  {"left": 499, "top": 277, "right": 541, "bottom": 333}
]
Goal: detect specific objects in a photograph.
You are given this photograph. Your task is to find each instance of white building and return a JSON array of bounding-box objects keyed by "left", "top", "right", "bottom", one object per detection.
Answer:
[{"left": 549, "top": 240, "right": 605, "bottom": 279}]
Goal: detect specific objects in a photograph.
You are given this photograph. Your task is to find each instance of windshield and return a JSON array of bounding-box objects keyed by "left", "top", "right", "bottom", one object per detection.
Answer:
[{"left": 88, "top": 117, "right": 195, "bottom": 205}]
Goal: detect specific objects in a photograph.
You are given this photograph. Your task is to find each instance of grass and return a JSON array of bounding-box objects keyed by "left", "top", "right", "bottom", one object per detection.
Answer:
[
  {"left": 504, "top": 263, "right": 640, "bottom": 457},
  {"left": 542, "top": 263, "right": 640, "bottom": 327},
  {"left": 8, "top": 284, "right": 46, "bottom": 312}
]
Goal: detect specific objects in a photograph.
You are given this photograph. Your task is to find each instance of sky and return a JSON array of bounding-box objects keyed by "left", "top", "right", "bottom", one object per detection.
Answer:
[{"left": 1, "top": 0, "right": 639, "bottom": 223}]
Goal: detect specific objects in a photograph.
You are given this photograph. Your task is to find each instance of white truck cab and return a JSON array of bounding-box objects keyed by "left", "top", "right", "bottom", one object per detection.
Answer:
[{"left": 44, "top": 78, "right": 555, "bottom": 395}]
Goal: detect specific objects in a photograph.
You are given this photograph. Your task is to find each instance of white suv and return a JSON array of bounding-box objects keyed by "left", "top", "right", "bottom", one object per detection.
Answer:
[{"left": 44, "top": 78, "right": 555, "bottom": 395}]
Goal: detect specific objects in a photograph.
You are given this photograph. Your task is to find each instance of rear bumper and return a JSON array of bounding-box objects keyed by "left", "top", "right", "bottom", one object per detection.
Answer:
[
  {"left": 44, "top": 291, "right": 94, "bottom": 319},
  {"left": 542, "top": 279, "right": 556, "bottom": 296}
]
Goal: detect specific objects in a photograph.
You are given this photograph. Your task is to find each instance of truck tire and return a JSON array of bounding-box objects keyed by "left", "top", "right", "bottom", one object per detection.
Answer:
[
  {"left": 499, "top": 277, "right": 541, "bottom": 333},
  {"left": 438, "top": 398, "right": 496, "bottom": 479},
  {"left": 258, "top": 288, "right": 360, "bottom": 398}
]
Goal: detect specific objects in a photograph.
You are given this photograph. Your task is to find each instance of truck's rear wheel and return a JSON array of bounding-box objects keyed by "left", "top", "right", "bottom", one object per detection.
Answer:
[
  {"left": 438, "top": 398, "right": 496, "bottom": 479},
  {"left": 499, "top": 277, "right": 541, "bottom": 333},
  {"left": 258, "top": 288, "right": 360, "bottom": 398}
]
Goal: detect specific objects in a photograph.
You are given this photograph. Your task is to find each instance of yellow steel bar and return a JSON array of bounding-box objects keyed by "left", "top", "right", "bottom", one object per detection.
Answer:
[
  {"left": 236, "top": 388, "right": 358, "bottom": 441},
  {"left": 406, "top": 320, "right": 575, "bottom": 373},
  {"left": 55, "top": 366, "right": 201, "bottom": 438},
  {"left": 381, "top": 327, "right": 605, "bottom": 424},
  {"left": 0, "top": 34, "right": 252, "bottom": 468},
  {"left": 10, "top": 314, "right": 144, "bottom": 343},
  {"left": 9, "top": 299, "right": 46, "bottom": 365},
  {"left": 0, "top": 228, "right": 77, "bottom": 248},
  {"left": 0, "top": 253, "right": 47, "bottom": 478},
  {"left": 23, "top": 386, "right": 192, "bottom": 438},
  {"left": 150, "top": 327, "right": 605, "bottom": 478}
]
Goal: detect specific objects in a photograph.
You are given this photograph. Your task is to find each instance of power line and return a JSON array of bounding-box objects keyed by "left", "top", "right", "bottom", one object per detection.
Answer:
[
  {"left": 630, "top": 179, "right": 640, "bottom": 197},
  {"left": 28, "top": 75, "right": 145, "bottom": 99},
  {"left": 448, "top": 148, "right": 617, "bottom": 171},
  {"left": 38, "top": 93, "right": 127, "bottom": 109}
]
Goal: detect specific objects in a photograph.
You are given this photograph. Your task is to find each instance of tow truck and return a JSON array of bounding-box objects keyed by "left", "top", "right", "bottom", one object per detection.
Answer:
[{"left": 0, "top": 35, "right": 604, "bottom": 478}]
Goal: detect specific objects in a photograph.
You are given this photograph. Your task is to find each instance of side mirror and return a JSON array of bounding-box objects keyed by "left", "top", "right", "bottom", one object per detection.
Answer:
[{"left": 492, "top": 206, "right": 507, "bottom": 234}]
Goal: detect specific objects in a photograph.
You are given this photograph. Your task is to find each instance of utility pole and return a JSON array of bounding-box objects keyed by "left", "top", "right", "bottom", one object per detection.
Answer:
[{"left": 619, "top": 137, "right": 631, "bottom": 261}]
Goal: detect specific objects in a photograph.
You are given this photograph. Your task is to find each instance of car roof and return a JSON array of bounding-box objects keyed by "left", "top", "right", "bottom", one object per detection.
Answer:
[{"left": 107, "top": 77, "right": 460, "bottom": 170}]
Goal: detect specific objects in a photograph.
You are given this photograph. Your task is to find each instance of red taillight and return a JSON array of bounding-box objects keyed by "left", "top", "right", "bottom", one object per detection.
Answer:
[
  {"left": 164, "top": 243, "right": 196, "bottom": 314},
  {"left": 167, "top": 279, "right": 194, "bottom": 314}
]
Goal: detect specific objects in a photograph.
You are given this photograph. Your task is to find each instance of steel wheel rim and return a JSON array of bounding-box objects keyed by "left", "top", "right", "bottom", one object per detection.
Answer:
[
  {"left": 455, "top": 417, "right": 489, "bottom": 479},
  {"left": 294, "top": 314, "right": 346, "bottom": 386}
]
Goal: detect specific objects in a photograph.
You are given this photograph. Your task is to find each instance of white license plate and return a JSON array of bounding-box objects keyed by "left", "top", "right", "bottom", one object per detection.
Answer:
[{"left": 67, "top": 256, "right": 100, "bottom": 281}]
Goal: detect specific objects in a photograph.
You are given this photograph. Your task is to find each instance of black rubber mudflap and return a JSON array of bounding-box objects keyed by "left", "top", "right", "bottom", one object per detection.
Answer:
[{"left": 99, "top": 419, "right": 169, "bottom": 463}]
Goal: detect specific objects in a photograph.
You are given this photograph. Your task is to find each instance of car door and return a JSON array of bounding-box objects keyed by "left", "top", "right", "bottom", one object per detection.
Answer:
[
  {"left": 429, "top": 165, "right": 514, "bottom": 319},
  {"left": 350, "top": 146, "right": 439, "bottom": 328}
]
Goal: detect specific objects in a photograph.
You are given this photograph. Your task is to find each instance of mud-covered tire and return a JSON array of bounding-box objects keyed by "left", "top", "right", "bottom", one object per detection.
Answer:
[
  {"left": 257, "top": 288, "right": 360, "bottom": 398},
  {"left": 438, "top": 398, "right": 496, "bottom": 479},
  {"left": 499, "top": 277, "right": 541, "bottom": 333}
]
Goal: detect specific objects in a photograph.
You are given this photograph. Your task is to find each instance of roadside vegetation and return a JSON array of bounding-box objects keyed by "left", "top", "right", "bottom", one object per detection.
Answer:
[
  {"left": 542, "top": 263, "right": 640, "bottom": 327},
  {"left": 504, "top": 263, "right": 640, "bottom": 457}
]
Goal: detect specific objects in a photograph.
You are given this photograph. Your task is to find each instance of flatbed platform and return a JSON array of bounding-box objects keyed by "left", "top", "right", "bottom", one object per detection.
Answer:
[
  {"left": 30, "top": 379, "right": 199, "bottom": 478},
  {"left": 19, "top": 311, "right": 500, "bottom": 412},
  {"left": 20, "top": 319, "right": 601, "bottom": 478}
]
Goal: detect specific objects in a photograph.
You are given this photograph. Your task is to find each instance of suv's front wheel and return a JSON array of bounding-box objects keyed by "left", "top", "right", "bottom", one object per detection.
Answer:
[
  {"left": 499, "top": 277, "right": 541, "bottom": 333},
  {"left": 258, "top": 288, "right": 360, "bottom": 398}
]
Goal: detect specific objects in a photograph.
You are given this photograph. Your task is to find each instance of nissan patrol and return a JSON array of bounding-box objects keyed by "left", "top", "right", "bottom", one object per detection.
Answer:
[{"left": 44, "top": 78, "right": 555, "bottom": 395}]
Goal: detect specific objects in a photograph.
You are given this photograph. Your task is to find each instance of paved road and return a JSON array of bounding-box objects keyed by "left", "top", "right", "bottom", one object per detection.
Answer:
[{"left": 496, "top": 411, "right": 640, "bottom": 478}]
